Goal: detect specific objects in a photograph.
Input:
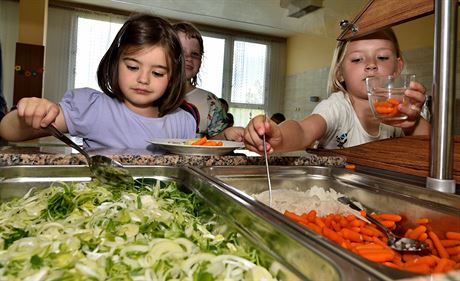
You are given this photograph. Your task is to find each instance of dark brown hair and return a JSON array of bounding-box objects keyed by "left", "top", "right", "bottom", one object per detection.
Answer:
[
  {"left": 97, "top": 13, "right": 185, "bottom": 117},
  {"left": 172, "top": 22, "right": 204, "bottom": 86}
]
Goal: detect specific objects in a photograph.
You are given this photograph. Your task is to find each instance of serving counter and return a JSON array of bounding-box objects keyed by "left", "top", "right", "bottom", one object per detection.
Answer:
[{"left": 1, "top": 139, "right": 459, "bottom": 280}]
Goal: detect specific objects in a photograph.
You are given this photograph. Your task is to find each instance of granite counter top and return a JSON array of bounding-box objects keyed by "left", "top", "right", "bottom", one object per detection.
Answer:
[{"left": 0, "top": 144, "right": 346, "bottom": 167}]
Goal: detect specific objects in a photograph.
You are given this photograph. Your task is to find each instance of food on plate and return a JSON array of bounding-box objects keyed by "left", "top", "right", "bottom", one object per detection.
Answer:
[
  {"left": 187, "top": 136, "right": 224, "bottom": 146},
  {"left": 0, "top": 179, "right": 278, "bottom": 280}
]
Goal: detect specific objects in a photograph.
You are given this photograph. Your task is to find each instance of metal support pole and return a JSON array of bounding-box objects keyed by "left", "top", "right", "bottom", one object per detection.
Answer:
[{"left": 427, "top": 0, "right": 457, "bottom": 193}]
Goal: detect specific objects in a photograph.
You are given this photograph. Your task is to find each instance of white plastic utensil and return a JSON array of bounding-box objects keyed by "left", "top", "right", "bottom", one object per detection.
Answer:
[{"left": 262, "top": 116, "right": 272, "bottom": 207}]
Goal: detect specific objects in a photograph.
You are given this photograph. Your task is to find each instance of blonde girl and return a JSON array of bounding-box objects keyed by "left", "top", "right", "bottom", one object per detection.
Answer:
[{"left": 244, "top": 28, "right": 430, "bottom": 154}]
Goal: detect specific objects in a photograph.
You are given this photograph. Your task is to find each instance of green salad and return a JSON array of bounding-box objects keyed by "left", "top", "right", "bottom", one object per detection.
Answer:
[{"left": 0, "top": 178, "right": 278, "bottom": 280}]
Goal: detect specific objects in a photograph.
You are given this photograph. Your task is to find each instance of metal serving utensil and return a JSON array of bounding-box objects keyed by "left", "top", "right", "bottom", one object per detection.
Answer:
[
  {"left": 262, "top": 115, "right": 273, "bottom": 207},
  {"left": 45, "top": 124, "right": 133, "bottom": 184},
  {"left": 338, "top": 196, "right": 427, "bottom": 252}
]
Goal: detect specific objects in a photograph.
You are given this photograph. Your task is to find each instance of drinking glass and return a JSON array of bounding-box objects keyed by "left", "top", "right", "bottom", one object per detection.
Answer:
[{"left": 366, "top": 74, "right": 416, "bottom": 120}]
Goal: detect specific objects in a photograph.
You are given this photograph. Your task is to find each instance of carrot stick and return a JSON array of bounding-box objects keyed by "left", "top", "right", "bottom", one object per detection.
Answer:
[
  {"left": 306, "top": 210, "right": 317, "bottom": 222},
  {"left": 380, "top": 220, "right": 395, "bottom": 229},
  {"left": 379, "top": 214, "right": 402, "bottom": 222},
  {"left": 350, "top": 220, "right": 366, "bottom": 227},
  {"left": 409, "top": 255, "right": 437, "bottom": 266},
  {"left": 418, "top": 232, "right": 428, "bottom": 241},
  {"left": 360, "top": 250, "right": 395, "bottom": 262},
  {"left": 415, "top": 218, "right": 430, "bottom": 225},
  {"left": 404, "top": 263, "right": 431, "bottom": 274},
  {"left": 314, "top": 217, "right": 326, "bottom": 229},
  {"left": 323, "top": 226, "right": 344, "bottom": 244},
  {"left": 407, "top": 225, "right": 426, "bottom": 240},
  {"left": 433, "top": 258, "right": 451, "bottom": 273},
  {"left": 342, "top": 228, "right": 363, "bottom": 242},
  {"left": 446, "top": 232, "right": 460, "bottom": 240},
  {"left": 446, "top": 246, "right": 460, "bottom": 255},
  {"left": 429, "top": 231, "right": 450, "bottom": 259},
  {"left": 284, "top": 210, "right": 303, "bottom": 222},
  {"left": 441, "top": 240, "right": 460, "bottom": 247}
]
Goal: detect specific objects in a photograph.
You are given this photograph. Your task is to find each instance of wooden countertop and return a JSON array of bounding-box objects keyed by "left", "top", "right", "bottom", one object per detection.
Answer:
[{"left": 313, "top": 135, "right": 460, "bottom": 183}]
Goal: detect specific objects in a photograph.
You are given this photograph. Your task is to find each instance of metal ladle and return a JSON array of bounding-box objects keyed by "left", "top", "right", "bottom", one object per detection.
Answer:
[
  {"left": 45, "top": 124, "right": 133, "bottom": 185},
  {"left": 338, "top": 196, "right": 428, "bottom": 252}
]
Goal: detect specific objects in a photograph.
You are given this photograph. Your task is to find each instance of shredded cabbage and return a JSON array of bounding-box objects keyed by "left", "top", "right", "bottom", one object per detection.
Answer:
[{"left": 0, "top": 179, "right": 278, "bottom": 280}]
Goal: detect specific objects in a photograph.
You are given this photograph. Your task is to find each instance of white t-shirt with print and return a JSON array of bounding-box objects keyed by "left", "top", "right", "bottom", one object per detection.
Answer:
[{"left": 312, "top": 91, "right": 404, "bottom": 149}]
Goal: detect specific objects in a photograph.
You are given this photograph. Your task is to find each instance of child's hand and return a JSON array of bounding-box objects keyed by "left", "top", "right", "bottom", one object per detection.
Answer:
[
  {"left": 386, "top": 81, "right": 426, "bottom": 128},
  {"left": 16, "top": 97, "right": 60, "bottom": 129},
  {"left": 244, "top": 114, "right": 281, "bottom": 154},
  {"left": 222, "top": 126, "right": 244, "bottom": 142}
]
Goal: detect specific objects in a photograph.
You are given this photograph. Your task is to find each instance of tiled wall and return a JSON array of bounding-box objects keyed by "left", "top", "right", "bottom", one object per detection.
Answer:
[{"left": 283, "top": 46, "right": 460, "bottom": 133}]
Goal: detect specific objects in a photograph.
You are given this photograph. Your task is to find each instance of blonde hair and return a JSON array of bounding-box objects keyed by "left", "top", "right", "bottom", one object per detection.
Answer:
[{"left": 327, "top": 28, "right": 402, "bottom": 95}]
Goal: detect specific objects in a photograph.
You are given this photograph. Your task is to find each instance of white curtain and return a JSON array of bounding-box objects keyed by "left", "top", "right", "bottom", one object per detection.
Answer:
[
  {"left": 0, "top": 0, "right": 19, "bottom": 109},
  {"left": 44, "top": 7, "right": 73, "bottom": 103}
]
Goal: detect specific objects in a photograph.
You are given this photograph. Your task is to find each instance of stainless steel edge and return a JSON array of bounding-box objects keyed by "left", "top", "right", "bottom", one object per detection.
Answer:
[
  {"left": 189, "top": 166, "right": 398, "bottom": 281},
  {"left": 193, "top": 165, "right": 460, "bottom": 280}
]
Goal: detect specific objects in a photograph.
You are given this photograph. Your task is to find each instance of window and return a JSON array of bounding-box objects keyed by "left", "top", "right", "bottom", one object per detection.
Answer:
[
  {"left": 72, "top": 14, "right": 124, "bottom": 90},
  {"left": 199, "top": 33, "right": 274, "bottom": 127},
  {"left": 69, "top": 13, "right": 285, "bottom": 128}
]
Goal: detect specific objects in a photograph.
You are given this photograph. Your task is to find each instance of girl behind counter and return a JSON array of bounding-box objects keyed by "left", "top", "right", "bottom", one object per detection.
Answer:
[
  {"left": 173, "top": 22, "right": 244, "bottom": 141},
  {"left": 0, "top": 13, "right": 196, "bottom": 149},
  {"left": 244, "top": 28, "right": 430, "bottom": 154}
]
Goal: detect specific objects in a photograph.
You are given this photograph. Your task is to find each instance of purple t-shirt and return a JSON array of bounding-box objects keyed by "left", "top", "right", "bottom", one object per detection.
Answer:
[{"left": 59, "top": 88, "right": 196, "bottom": 149}]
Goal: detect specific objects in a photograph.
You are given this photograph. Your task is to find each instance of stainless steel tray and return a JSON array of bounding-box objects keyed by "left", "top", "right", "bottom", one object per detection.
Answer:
[
  {"left": 0, "top": 165, "right": 389, "bottom": 281},
  {"left": 193, "top": 165, "right": 460, "bottom": 280}
]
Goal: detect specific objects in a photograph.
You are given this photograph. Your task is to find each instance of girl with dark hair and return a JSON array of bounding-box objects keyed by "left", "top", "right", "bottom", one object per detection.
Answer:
[{"left": 0, "top": 14, "right": 196, "bottom": 149}]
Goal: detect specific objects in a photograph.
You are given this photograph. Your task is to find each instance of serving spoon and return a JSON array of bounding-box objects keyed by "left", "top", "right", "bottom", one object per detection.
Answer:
[
  {"left": 45, "top": 124, "right": 133, "bottom": 185},
  {"left": 338, "top": 196, "right": 427, "bottom": 252}
]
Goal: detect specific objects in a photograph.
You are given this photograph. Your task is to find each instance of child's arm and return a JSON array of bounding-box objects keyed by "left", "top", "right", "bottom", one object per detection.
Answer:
[
  {"left": 244, "top": 114, "right": 326, "bottom": 154},
  {"left": 0, "top": 97, "right": 67, "bottom": 141}
]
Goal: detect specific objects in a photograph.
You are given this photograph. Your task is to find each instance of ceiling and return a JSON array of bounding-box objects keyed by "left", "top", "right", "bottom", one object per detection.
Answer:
[{"left": 61, "top": 0, "right": 368, "bottom": 38}]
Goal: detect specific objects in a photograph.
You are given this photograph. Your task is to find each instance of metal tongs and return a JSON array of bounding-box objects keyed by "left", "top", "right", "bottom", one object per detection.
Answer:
[{"left": 262, "top": 115, "right": 273, "bottom": 207}]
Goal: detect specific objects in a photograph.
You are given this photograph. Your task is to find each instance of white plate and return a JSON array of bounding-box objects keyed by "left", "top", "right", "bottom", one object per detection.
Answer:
[{"left": 148, "top": 138, "right": 244, "bottom": 156}]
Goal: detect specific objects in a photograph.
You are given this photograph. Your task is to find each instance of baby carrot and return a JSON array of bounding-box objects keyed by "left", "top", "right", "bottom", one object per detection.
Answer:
[
  {"left": 380, "top": 220, "right": 396, "bottom": 229},
  {"left": 323, "top": 226, "right": 344, "bottom": 244},
  {"left": 429, "top": 231, "right": 450, "bottom": 259},
  {"left": 379, "top": 213, "right": 402, "bottom": 222},
  {"left": 441, "top": 240, "right": 460, "bottom": 247},
  {"left": 418, "top": 232, "right": 428, "bottom": 242},
  {"left": 407, "top": 225, "right": 426, "bottom": 240},
  {"left": 433, "top": 258, "right": 452, "bottom": 273},
  {"left": 404, "top": 263, "right": 431, "bottom": 274},
  {"left": 409, "top": 255, "right": 437, "bottom": 267},
  {"left": 446, "top": 232, "right": 460, "bottom": 240},
  {"left": 305, "top": 222, "right": 322, "bottom": 234},
  {"left": 306, "top": 210, "right": 317, "bottom": 222},
  {"left": 342, "top": 228, "right": 363, "bottom": 243},
  {"left": 415, "top": 218, "right": 430, "bottom": 225},
  {"left": 446, "top": 246, "right": 460, "bottom": 255}
]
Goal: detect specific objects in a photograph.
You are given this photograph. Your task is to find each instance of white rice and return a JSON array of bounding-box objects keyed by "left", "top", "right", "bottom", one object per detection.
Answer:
[{"left": 253, "top": 185, "right": 362, "bottom": 217}]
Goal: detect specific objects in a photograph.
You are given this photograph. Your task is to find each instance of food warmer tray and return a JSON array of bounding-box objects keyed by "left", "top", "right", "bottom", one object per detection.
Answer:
[
  {"left": 192, "top": 165, "right": 460, "bottom": 280},
  {"left": 0, "top": 165, "right": 394, "bottom": 281}
]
